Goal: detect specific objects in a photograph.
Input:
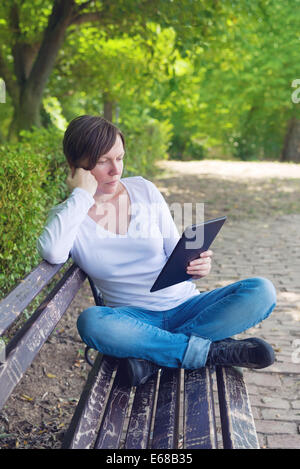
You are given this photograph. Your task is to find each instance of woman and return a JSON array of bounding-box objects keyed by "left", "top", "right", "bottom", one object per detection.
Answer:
[{"left": 37, "top": 115, "right": 277, "bottom": 386}]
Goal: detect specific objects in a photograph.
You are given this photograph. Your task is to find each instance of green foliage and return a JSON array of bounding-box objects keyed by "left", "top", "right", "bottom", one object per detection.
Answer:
[
  {"left": 184, "top": 0, "right": 300, "bottom": 160},
  {"left": 0, "top": 126, "right": 68, "bottom": 297},
  {"left": 138, "top": 0, "right": 300, "bottom": 161},
  {"left": 120, "top": 109, "right": 172, "bottom": 177},
  {"left": 2, "top": 0, "right": 300, "bottom": 161}
]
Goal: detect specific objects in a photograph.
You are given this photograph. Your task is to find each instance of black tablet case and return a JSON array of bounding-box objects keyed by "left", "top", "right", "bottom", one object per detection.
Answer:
[{"left": 150, "top": 216, "right": 226, "bottom": 292}]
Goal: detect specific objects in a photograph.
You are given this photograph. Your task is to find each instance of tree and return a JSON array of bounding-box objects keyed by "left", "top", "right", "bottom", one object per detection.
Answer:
[
  {"left": 0, "top": 0, "right": 219, "bottom": 141},
  {"left": 1, "top": 0, "right": 76, "bottom": 140}
]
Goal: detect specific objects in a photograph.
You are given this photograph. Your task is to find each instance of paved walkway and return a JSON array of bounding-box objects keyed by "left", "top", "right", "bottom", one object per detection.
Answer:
[
  {"left": 199, "top": 215, "right": 300, "bottom": 449},
  {"left": 154, "top": 160, "right": 300, "bottom": 449}
]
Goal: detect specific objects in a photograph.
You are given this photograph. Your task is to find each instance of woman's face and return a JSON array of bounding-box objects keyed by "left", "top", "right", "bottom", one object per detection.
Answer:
[{"left": 81, "top": 134, "right": 125, "bottom": 196}]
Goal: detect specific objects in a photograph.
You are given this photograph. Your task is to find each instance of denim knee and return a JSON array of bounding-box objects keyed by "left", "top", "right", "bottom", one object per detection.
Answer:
[
  {"left": 77, "top": 306, "right": 101, "bottom": 338},
  {"left": 77, "top": 306, "right": 134, "bottom": 356},
  {"left": 250, "top": 276, "right": 277, "bottom": 318}
]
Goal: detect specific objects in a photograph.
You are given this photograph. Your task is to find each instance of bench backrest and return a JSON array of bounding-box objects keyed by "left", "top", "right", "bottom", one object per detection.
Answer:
[{"left": 0, "top": 260, "right": 88, "bottom": 410}]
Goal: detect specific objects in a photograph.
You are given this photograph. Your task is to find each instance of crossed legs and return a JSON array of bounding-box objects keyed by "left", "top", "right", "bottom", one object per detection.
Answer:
[{"left": 77, "top": 277, "right": 276, "bottom": 370}]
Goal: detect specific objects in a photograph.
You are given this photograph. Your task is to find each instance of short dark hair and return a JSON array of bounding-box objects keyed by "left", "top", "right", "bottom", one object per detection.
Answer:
[{"left": 63, "top": 115, "right": 125, "bottom": 170}]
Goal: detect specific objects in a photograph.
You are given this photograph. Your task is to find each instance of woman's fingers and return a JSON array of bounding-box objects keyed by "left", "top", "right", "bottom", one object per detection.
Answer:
[{"left": 186, "top": 251, "right": 213, "bottom": 278}]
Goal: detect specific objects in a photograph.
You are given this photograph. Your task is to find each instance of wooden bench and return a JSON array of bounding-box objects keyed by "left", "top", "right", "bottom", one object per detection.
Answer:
[{"left": 0, "top": 260, "right": 260, "bottom": 449}]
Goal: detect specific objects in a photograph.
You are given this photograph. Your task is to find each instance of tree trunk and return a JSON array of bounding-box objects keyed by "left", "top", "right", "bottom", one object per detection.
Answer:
[
  {"left": 8, "top": 89, "right": 47, "bottom": 141},
  {"left": 281, "top": 117, "right": 300, "bottom": 162},
  {"left": 7, "top": 0, "right": 75, "bottom": 141},
  {"left": 103, "top": 92, "right": 115, "bottom": 122}
]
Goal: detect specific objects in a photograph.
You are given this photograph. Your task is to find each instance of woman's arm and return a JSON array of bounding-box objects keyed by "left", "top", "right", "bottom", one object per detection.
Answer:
[{"left": 37, "top": 169, "right": 97, "bottom": 264}]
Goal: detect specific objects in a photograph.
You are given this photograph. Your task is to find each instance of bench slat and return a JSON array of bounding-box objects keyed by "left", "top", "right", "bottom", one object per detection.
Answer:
[
  {"left": 124, "top": 371, "right": 159, "bottom": 449},
  {"left": 62, "top": 355, "right": 117, "bottom": 449},
  {"left": 151, "top": 368, "right": 180, "bottom": 449},
  {"left": 94, "top": 362, "right": 132, "bottom": 449},
  {"left": 183, "top": 367, "right": 217, "bottom": 449},
  {"left": 216, "top": 366, "right": 260, "bottom": 449},
  {"left": 0, "top": 261, "right": 65, "bottom": 335},
  {"left": 0, "top": 264, "right": 86, "bottom": 410}
]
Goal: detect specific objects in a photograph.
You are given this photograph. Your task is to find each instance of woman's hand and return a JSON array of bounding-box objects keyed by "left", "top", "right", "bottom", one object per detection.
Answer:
[
  {"left": 67, "top": 167, "right": 98, "bottom": 196},
  {"left": 186, "top": 250, "right": 213, "bottom": 279}
]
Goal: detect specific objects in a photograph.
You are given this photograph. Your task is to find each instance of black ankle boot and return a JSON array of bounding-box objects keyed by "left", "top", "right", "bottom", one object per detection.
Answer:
[
  {"left": 206, "top": 337, "right": 275, "bottom": 369},
  {"left": 122, "top": 358, "right": 160, "bottom": 386}
]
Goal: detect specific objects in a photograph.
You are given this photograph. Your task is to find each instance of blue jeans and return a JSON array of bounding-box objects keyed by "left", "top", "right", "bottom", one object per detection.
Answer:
[{"left": 77, "top": 277, "right": 276, "bottom": 369}]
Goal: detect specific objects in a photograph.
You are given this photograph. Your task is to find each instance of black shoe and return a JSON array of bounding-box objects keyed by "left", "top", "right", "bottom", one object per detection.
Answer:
[
  {"left": 206, "top": 337, "right": 275, "bottom": 369},
  {"left": 123, "top": 358, "right": 160, "bottom": 386}
]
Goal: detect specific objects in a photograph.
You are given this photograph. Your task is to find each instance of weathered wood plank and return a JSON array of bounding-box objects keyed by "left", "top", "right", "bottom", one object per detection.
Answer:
[
  {"left": 124, "top": 370, "right": 159, "bottom": 449},
  {"left": 0, "top": 264, "right": 86, "bottom": 410},
  {"left": 151, "top": 368, "right": 181, "bottom": 449},
  {"left": 94, "top": 362, "right": 132, "bottom": 449},
  {"left": 216, "top": 366, "right": 260, "bottom": 449},
  {"left": 62, "top": 355, "right": 117, "bottom": 449},
  {"left": 0, "top": 260, "right": 65, "bottom": 335},
  {"left": 183, "top": 367, "right": 217, "bottom": 449}
]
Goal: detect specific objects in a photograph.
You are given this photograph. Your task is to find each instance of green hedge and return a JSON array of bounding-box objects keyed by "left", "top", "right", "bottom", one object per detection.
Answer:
[
  {"left": 0, "top": 116, "right": 170, "bottom": 299},
  {"left": 0, "top": 126, "right": 68, "bottom": 297}
]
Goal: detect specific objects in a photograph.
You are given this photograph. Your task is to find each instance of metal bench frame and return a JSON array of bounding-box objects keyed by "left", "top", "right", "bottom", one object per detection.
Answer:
[{"left": 0, "top": 260, "right": 259, "bottom": 449}]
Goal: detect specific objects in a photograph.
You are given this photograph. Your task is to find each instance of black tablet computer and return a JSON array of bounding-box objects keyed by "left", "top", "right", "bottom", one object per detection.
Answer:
[{"left": 150, "top": 216, "right": 227, "bottom": 292}]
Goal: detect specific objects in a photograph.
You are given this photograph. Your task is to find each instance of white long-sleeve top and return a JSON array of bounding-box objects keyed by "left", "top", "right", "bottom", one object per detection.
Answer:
[{"left": 37, "top": 176, "right": 199, "bottom": 310}]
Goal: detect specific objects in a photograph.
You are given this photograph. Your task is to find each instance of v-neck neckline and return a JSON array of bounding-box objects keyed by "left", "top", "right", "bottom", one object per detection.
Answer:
[{"left": 86, "top": 179, "right": 132, "bottom": 237}]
